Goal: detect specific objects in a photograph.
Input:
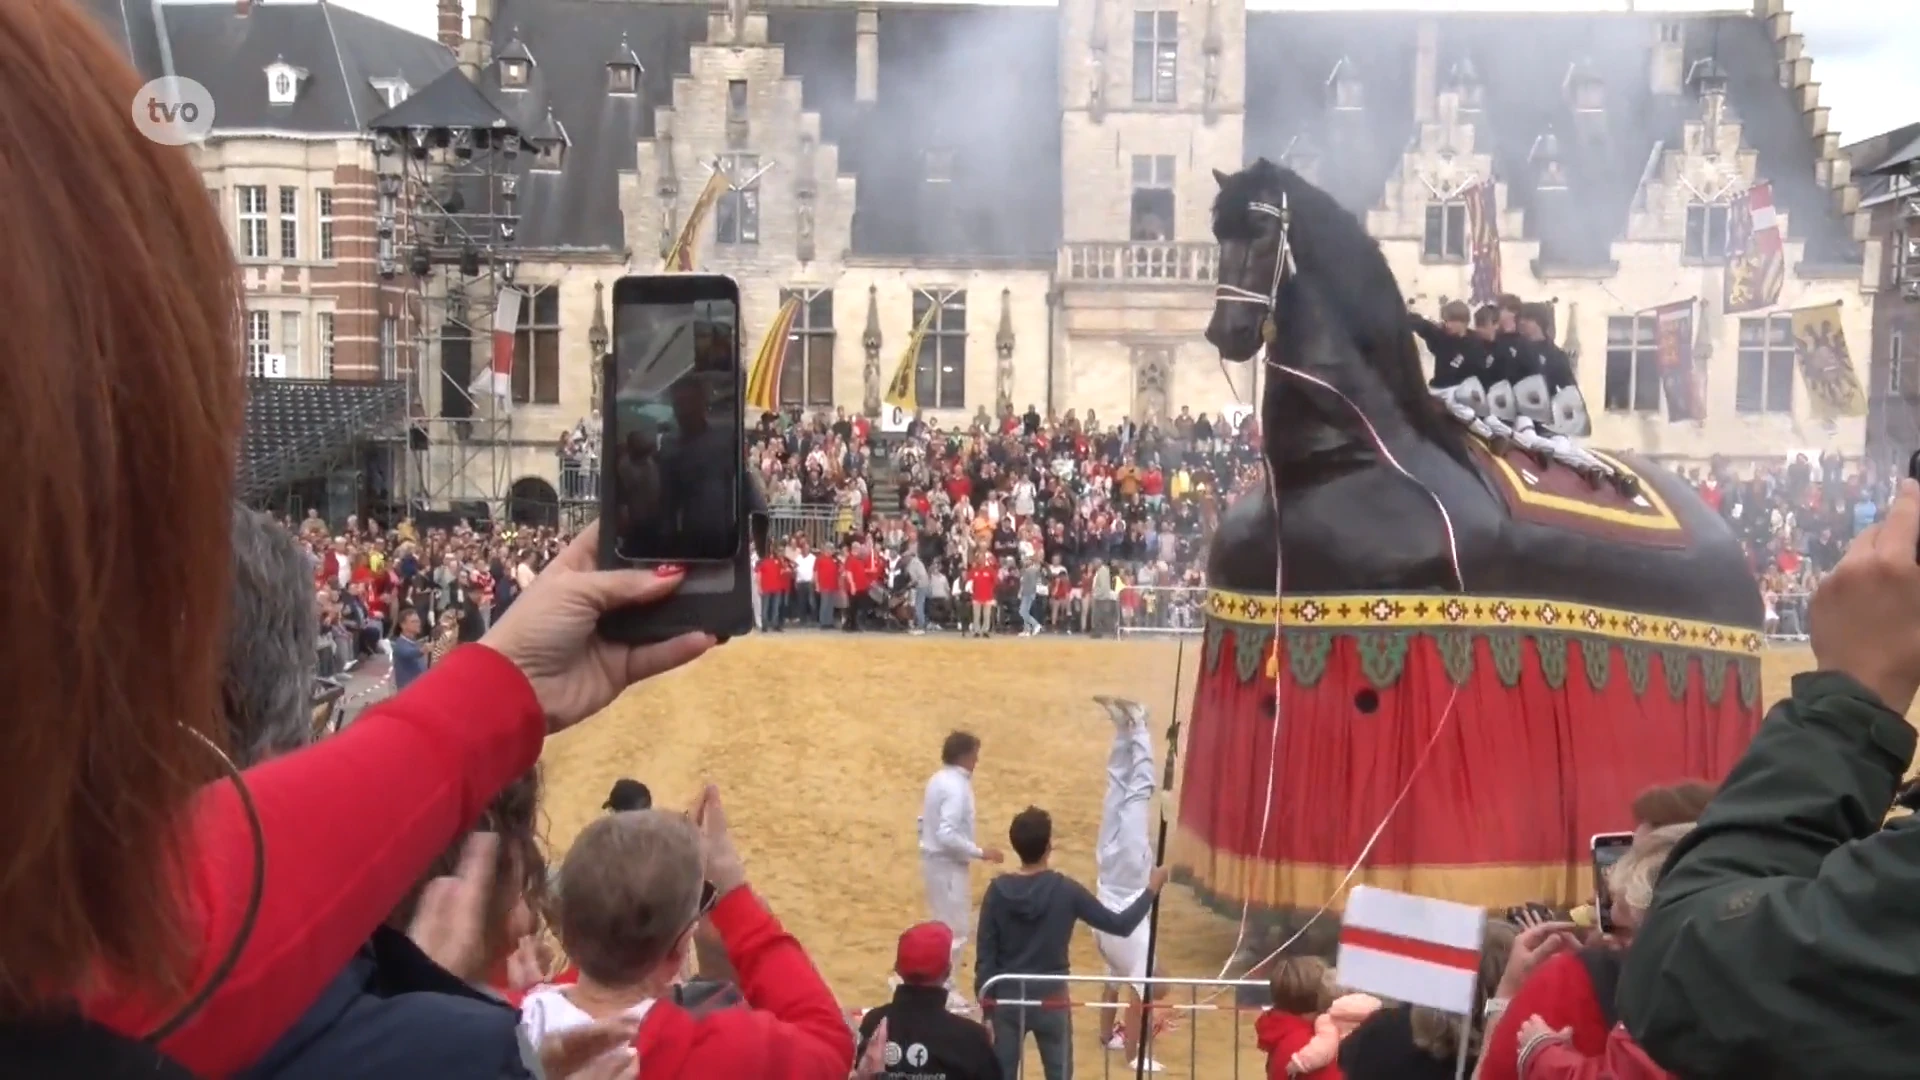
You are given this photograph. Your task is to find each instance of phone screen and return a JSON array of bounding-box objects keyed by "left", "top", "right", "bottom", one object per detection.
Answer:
[
  {"left": 608, "top": 285, "right": 742, "bottom": 564},
  {"left": 1591, "top": 832, "right": 1634, "bottom": 932}
]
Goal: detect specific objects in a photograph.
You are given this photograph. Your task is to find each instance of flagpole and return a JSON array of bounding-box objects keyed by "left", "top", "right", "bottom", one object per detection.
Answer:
[{"left": 1134, "top": 637, "right": 1186, "bottom": 1080}]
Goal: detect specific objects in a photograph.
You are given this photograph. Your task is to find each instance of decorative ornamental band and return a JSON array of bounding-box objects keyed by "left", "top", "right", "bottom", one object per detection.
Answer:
[{"left": 1204, "top": 588, "right": 1764, "bottom": 658}]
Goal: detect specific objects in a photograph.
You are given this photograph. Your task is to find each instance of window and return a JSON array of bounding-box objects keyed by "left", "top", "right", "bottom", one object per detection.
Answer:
[
  {"left": 511, "top": 285, "right": 562, "bottom": 405},
  {"left": 1131, "top": 11, "right": 1178, "bottom": 105},
  {"left": 715, "top": 154, "right": 759, "bottom": 246},
  {"left": 533, "top": 138, "right": 566, "bottom": 170},
  {"left": 372, "top": 78, "right": 410, "bottom": 109},
  {"left": 1891, "top": 331, "right": 1906, "bottom": 395},
  {"left": 1604, "top": 316, "right": 1663, "bottom": 413},
  {"left": 778, "top": 288, "right": 835, "bottom": 408},
  {"left": 1684, "top": 201, "right": 1731, "bottom": 259},
  {"left": 281, "top": 312, "right": 301, "bottom": 372},
  {"left": 727, "top": 80, "right": 748, "bottom": 122},
  {"left": 1130, "top": 154, "right": 1176, "bottom": 241},
  {"left": 317, "top": 312, "right": 335, "bottom": 378},
  {"left": 1423, "top": 201, "right": 1468, "bottom": 260},
  {"left": 1658, "top": 21, "right": 1682, "bottom": 44},
  {"left": 1736, "top": 315, "right": 1796, "bottom": 414},
  {"left": 379, "top": 316, "right": 398, "bottom": 380},
  {"left": 246, "top": 311, "right": 271, "bottom": 377},
  {"left": 609, "top": 64, "right": 637, "bottom": 94},
  {"left": 316, "top": 189, "right": 335, "bottom": 260},
  {"left": 912, "top": 289, "right": 967, "bottom": 409},
  {"left": 1892, "top": 227, "right": 1909, "bottom": 285},
  {"left": 278, "top": 186, "right": 299, "bottom": 260},
  {"left": 237, "top": 185, "right": 268, "bottom": 259},
  {"left": 924, "top": 148, "right": 953, "bottom": 185},
  {"left": 502, "top": 59, "right": 529, "bottom": 89}
]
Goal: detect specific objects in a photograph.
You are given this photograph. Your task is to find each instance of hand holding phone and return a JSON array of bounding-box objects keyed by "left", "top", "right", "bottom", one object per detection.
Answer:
[
  {"left": 1590, "top": 832, "right": 1634, "bottom": 934},
  {"left": 597, "top": 274, "right": 755, "bottom": 645}
]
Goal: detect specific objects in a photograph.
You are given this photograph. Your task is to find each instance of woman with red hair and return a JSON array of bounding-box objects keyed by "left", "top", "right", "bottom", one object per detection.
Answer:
[{"left": 0, "top": 2, "right": 711, "bottom": 1074}]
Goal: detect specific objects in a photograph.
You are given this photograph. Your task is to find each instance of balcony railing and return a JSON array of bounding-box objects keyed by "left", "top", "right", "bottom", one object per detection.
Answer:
[{"left": 1060, "top": 241, "right": 1218, "bottom": 284}]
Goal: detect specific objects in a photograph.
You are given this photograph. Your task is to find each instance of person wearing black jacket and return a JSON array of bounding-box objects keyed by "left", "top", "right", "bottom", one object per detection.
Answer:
[
  {"left": 1410, "top": 300, "right": 1488, "bottom": 391},
  {"left": 858, "top": 923, "right": 1001, "bottom": 1080},
  {"left": 975, "top": 807, "right": 1169, "bottom": 1080}
]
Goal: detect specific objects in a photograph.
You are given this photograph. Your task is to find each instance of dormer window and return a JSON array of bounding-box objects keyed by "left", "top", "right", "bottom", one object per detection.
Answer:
[
  {"left": 1328, "top": 57, "right": 1363, "bottom": 112},
  {"left": 371, "top": 77, "right": 411, "bottom": 110},
  {"left": 924, "top": 148, "right": 953, "bottom": 185},
  {"left": 1531, "top": 132, "right": 1567, "bottom": 192},
  {"left": 1567, "top": 64, "right": 1605, "bottom": 114},
  {"left": 499, "top": 30, "right": 535, "bottom": 91},
  {"left": 265, "top": 58, "right": 307, "bottom": 105},
  {"left": 1446, "top": 58, "right": 1483, "bottom": 114},
  {"left": 607, "top": 34, "right": 643, "bottom": 95},
  {"left": 1658, "top": 21, "right": 1683, "bottom": 45},
  {"left": 528, "top": 108, "right": 569, "bottom": 172}
]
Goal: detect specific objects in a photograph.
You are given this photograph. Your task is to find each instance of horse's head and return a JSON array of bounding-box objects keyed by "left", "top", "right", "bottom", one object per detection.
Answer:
[
  {"left": 1207, "top": 159, "right": 1466, "bottom": 464},
  {"left": 1207, "top": 158, "right": 1415, "bottom": 367}
]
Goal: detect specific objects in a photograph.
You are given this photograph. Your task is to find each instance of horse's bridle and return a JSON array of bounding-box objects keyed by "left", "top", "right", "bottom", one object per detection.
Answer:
[{"left": 1213, "top": 194, "right": 1296, "bottom": 345}]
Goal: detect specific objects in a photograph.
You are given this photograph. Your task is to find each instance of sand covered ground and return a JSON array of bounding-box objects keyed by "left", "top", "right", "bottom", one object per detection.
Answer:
[{"left": 537, "top": 636, "right": 1820, "bottom": 1078}]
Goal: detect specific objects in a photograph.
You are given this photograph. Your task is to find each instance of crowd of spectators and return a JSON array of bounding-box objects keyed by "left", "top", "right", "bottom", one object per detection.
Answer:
[
  {"left": 1680, "top": 450, "right": 1891, "bottom": 638},
  {"left": 746, "top": 404, "right": 1263, "bottom": 636}
]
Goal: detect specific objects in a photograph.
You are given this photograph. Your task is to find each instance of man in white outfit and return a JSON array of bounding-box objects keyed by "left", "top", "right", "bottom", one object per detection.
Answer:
[
  {"left": 1091, "top": 696, "right": 1166, "bottom": 1072},
  {"left": 919, "top": 730, "right": 1004, "bottom": 1002}
]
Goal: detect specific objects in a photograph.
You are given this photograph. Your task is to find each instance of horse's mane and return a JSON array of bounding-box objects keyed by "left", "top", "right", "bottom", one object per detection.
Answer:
[{"left": 1217, "top": 159, "right": 1469, "bottom": 466}]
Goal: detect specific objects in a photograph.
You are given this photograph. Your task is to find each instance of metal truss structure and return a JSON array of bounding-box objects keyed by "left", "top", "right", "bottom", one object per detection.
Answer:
[{"left": 370, "top": 117, "right": 523, "bottom": 520}]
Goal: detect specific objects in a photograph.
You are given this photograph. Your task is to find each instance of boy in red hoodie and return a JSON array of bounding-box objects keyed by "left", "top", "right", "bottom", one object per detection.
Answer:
[{"left": 1256, "top": 956, "right": 1341, "bottom": 1080}]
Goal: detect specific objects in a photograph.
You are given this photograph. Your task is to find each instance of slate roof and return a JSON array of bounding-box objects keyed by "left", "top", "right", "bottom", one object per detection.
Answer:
[
  {"left": 1243, "top": 12, "right": 1858, "bottom": 269},
  {"left": 238, "top": 379, "right": 407, "bottom": 503},
  {"left": 369, "top": 65, "right": 516, "bottom": 134},
  {"left": 87, "top": 1, "right": 457, "bottom": 135}
]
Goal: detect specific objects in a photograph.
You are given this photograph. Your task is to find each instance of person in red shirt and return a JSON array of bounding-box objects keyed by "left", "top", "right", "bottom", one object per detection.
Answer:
[
  {"left": 966, "top": 557, "right": 998, "bottom": 637},
  {"left": 1255, "top": 956, "right": 1338, "bottom": 1079},
  {"left": 814, "top": 549, "right": 841, "bottom": 630},
  {"left": 755, "top": 553, "right": 788, "bottom": 631}
]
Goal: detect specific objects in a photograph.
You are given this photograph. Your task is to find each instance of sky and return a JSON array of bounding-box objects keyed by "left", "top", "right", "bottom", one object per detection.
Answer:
[{"left": 321, "top": 0, "right": 1915, "bottom": 145}]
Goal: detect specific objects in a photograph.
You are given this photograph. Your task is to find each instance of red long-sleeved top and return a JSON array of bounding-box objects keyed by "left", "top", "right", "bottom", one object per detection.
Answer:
[
  {"left": 635, "top": 886, "right": 854, "bottom": 1077},
  {"left": 1480, "top": 952, "right": 1612, "bottom": 1080},
  {"left": 1519, "top": 1025, "right": 1672, "bottom": 1080},
  {"left": 82, "top": 644, "right": 545, "bottom": 1077}
]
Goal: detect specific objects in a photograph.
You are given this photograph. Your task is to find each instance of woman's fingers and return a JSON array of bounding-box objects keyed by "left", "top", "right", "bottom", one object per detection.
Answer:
[
  {"left": 539, "top": 1018, "right": 642, "bottom": 1078},
  {"left": 621, "top": 631, "right": 717, "bottom": 685}
]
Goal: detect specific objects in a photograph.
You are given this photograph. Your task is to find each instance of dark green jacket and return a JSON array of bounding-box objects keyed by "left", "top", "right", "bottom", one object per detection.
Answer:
[{"left": 1620, "top": 672, "right": 1919, "bottom": 1079}]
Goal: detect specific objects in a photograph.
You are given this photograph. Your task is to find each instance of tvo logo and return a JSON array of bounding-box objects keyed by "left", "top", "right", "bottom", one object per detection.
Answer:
[{"left": 132, "top": 77, "right": 215, "bottom": 145}]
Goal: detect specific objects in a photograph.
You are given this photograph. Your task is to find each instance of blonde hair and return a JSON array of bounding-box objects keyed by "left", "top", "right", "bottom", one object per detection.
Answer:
[
  {"left": 1269, "top": 954, "right": 1330, "bottom": 1014},
  {"left": 1610, "top": 822, "right": 1694, "bottom": 916},
  {"left": 1409, "top": 918, "right": 1518, "bottom": 1060}
]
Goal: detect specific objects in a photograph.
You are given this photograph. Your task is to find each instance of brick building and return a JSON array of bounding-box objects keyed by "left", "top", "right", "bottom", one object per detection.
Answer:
[{"left": 85, "top": 0, "right": 454, "bottom": 383}]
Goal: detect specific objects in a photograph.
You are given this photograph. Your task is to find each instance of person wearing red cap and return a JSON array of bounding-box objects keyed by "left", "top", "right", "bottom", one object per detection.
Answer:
[{"left": 856, "top": 923, "right": 1001, "bottom": 1080}]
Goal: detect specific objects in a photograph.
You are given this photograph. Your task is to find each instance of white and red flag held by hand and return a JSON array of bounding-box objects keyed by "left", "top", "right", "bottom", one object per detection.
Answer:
[
  {"left": 472, "top": 286, "right": 525, "bottom": 402},
  {"left": 1336, "top": 886, "right": 1486, "bottom": 1014}
]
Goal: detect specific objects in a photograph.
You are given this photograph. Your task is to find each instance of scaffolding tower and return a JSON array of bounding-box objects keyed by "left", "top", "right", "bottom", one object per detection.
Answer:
[{"left": 370, "top": 81, "right": 522, "bottom": 520}]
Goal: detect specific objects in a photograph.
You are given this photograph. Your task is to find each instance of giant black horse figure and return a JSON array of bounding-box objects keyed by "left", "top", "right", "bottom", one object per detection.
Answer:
[{"left": 1203, "top": 159, "right": 1758, "bottom": 625}]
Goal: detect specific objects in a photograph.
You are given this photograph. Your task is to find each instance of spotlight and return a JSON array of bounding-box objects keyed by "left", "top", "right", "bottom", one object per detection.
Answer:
[
  {"left": 500, "top": 174, "right": 518, "bottom": 197},
  {"left": 499, "top": 220, "right": 517, "bottom": 242},
  {"left": 460, "top": 246, "right": 481, "bottom": 277},
  {"left": 377, "top": 173, "right": 403, "bottom": 199},
  {"left": 501, "top": 132, "right": 521, "bottom": 159},
  {"left": 375, "top": 131, "right": 397, "bottom": 156},
  {"left": 499, "top": 258, "right": 519, "bottom": 284},
  {"left": 407, "top": 126, "right": 432, "bottom": 159},
  {"left": 410, "top": 244, "right": 432, "bottom": 277},
  {"left": 378, "top": 257, "right": 398, "bottom": 280},
  {"left": 376, "top": 215, "right": 395, "bottom": 239},
  {"left": 450, "top": 127, "right": 474, "bottom": 159}
]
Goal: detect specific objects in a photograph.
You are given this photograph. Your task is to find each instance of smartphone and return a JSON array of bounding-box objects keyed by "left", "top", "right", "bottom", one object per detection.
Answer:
[
  {"left": 597, "top": 274, "right": 755, "bottom": 644},
  {"left": 1590, "top": 832, "right": 1635, "bottom": 934}
]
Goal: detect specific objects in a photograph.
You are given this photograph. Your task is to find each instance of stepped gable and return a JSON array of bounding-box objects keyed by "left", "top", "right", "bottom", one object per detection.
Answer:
[{"left": 483, "top": 0, "right": 708, "bottom": 251}]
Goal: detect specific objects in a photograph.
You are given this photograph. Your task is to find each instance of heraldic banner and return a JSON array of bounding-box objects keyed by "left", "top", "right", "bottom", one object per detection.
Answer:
[{"left": 1789, "top": 303, "right": 1866, "bottom": 418}]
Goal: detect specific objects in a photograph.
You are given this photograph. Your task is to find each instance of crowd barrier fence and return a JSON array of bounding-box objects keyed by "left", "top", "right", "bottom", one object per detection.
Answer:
[{"left": 975, "top": 972, "right": 1269, "bottom": 1079}]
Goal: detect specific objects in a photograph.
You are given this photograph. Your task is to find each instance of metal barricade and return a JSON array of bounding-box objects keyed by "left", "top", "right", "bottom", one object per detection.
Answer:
[
  {"left": 1765, "top": 590, "right": 1811, "bottom": 642},
  {"left": 1115, "top": 585, "right": 1209, "bottom": 635},
  {"left": 976, "top": 972, "right": 1269, "bottom": 1078},
  {"left": 767, "top": 502, "right": 840, "bottom": 549}
]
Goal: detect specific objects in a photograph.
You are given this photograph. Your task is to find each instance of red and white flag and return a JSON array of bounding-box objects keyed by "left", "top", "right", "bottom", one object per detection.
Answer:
[
  {"left": 472, "top": 286, "right": 525, "bottom": 401},
  {"left": 1336, "top": 886, "right": 1487, "bottom": 1014}
]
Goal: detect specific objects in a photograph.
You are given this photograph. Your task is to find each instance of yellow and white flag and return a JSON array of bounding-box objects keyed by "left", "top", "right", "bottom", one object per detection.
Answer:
[
  {"left": 663, "top": 167, "right": 730, "bottom": 272},
  {"left": 744, "top": 297, "right": 802, "bottom": 414},
  {"left": 883, "top": 299, "right": 942, "bottom": 412}
]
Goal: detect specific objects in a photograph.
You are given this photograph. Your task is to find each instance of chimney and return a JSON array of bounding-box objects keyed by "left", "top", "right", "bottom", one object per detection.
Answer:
[
  {"left": 1412, "top": 19, "right": 1438, "bottom": 124},
  {"left": 437, "top": 0, "right": 463, "bottom": 51},
  {"left": 855, "top": 6, "right": 878, "bottom": 103}
]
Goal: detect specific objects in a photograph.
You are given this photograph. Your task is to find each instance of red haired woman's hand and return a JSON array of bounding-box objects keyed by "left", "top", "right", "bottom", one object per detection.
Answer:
[{"left": 480, "top": 520, "right": 714, "bottom": 731}]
